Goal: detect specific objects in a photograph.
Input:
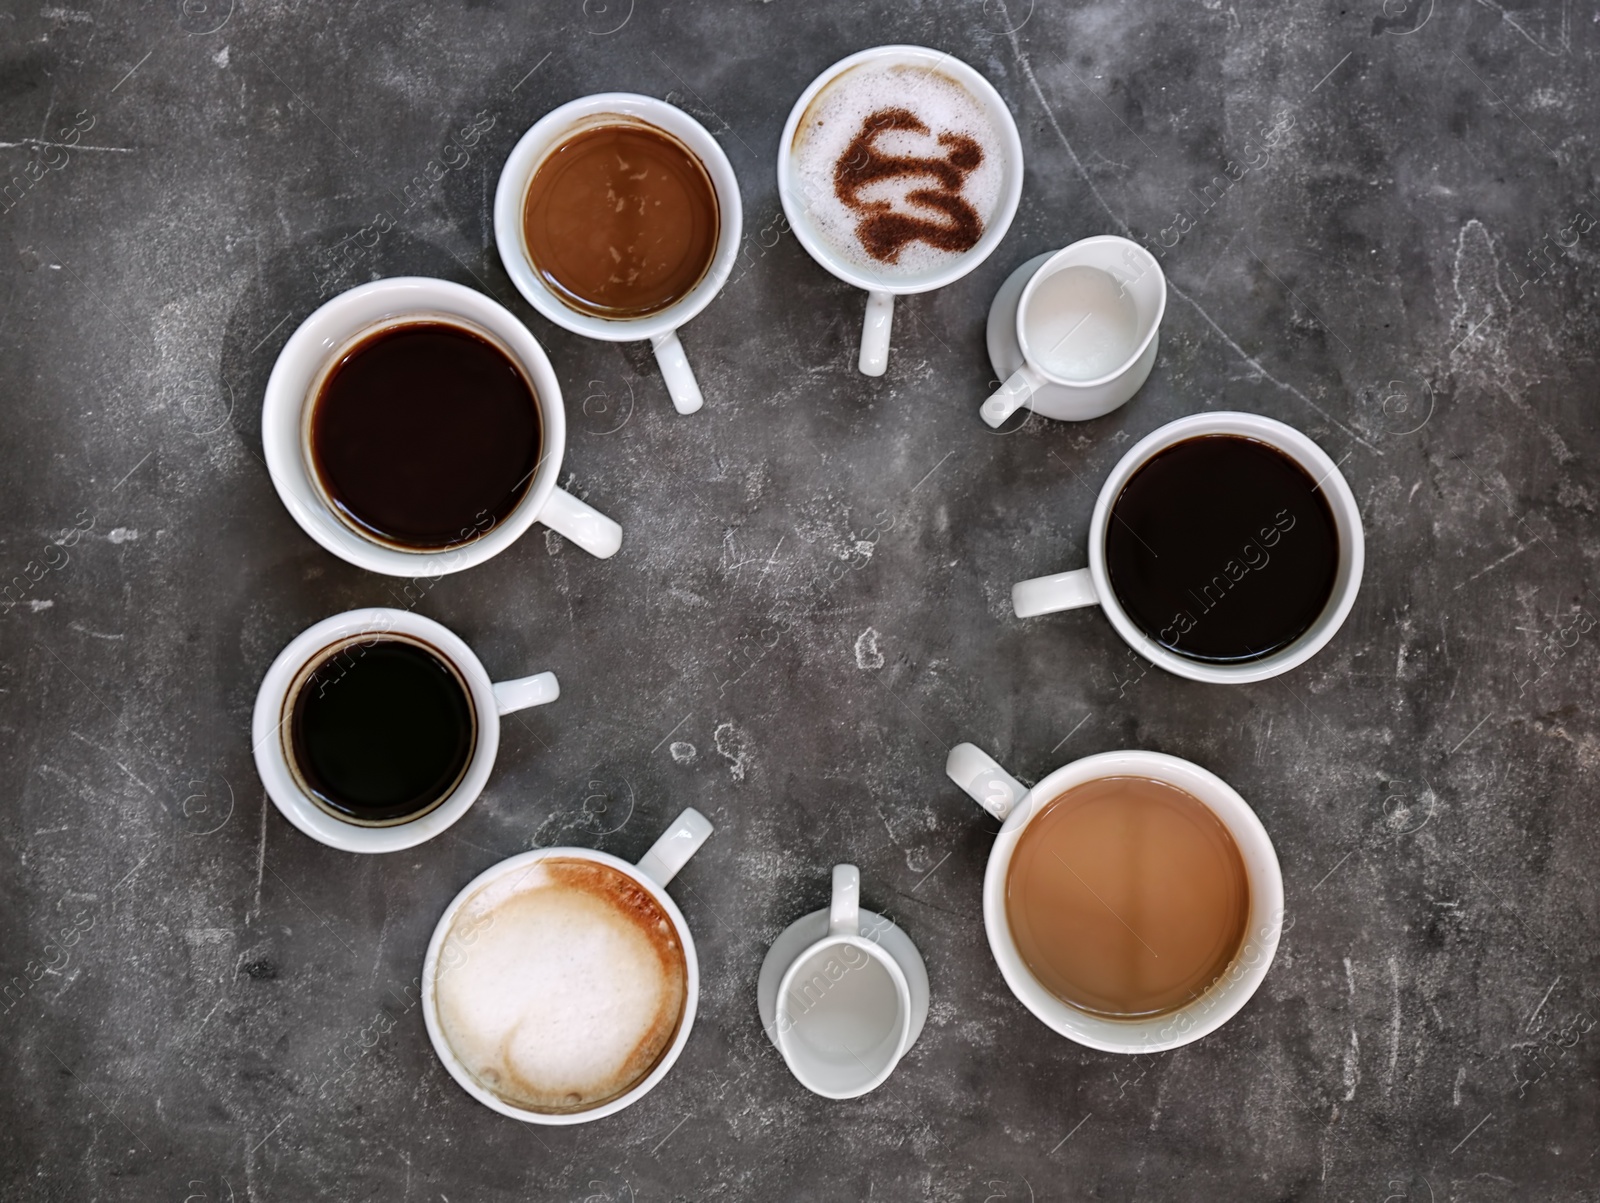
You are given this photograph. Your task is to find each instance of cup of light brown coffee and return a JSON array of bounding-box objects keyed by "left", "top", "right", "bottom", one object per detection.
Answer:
[
  {"left": 494, "top": 93, "right": 742, "bottom": 415},
  {"left": 946, "top": 743, "right": 1284, "bottom": 1052}
]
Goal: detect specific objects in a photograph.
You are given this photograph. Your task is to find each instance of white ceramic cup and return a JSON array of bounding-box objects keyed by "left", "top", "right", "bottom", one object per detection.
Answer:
[
  {"left": 251, "top": 607, "right": 559, "bottom": 854},
  {"left": 1011, "top": 411, "right": 1364, "bottom": 684},
  {"left": 946, "top": 743, "right": 1284, "bottom": 1053},
  {"left": 771, "top": 865, "right": 913, "bottom": 1099},
  {"left": 494, "top": 93, "right": 743, "bottom": 416},
  {"left": 777, "top": 45, "right": 1024, "bottom": 377},
  {"left": 262, "top": 276, "right": 622, "bottom": 576},
  {"left": 981, "top": 235, "right": 1167, "bottom": 427},
  {"left": 421, "top": 807, "right": 714, "bottom": 1124}
]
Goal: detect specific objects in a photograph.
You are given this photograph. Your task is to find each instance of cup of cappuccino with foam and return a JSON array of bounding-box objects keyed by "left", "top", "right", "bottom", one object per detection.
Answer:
[
  {"left": 778, "top": 45, "right": 1024, "bottom": 376},
  {"left": 422, "top": 808, "right": 713, "bottom": 1122}
]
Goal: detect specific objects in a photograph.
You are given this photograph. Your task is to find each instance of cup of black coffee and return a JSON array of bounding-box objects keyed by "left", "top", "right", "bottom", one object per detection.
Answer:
[
  {"left": 262, "top": 276, "right": 621, "bottom": 577},
  {"left": 1011, "top": 412, "right": 1364, "bottom": 683},
  {"left": 252, "top": 607, "right": 560, "bottom": 853}
]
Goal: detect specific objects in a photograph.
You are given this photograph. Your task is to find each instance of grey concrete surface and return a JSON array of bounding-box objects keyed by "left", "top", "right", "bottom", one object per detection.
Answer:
[{"left": 2, "top": 0, "right": 1598, "bottom": 1199}]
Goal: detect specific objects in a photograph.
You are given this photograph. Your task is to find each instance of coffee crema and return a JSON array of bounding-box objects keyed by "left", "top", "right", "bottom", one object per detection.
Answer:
[
  {"left": 434, "top": 857, "right": 689, "bottom": 1114},
  {"left": 793, "top": 63, "right": 1005, "bottom": 276},
  {"left": 309, "top": 321, "right": 542, "bottom": 551},
  {"left": 288, "top": 637, "right": 475, "bottom": 825},
  {"left": 1006, "top": 776, "right": 1249, "bottom": 1018},
  {"left": 1105, "top": 434, "right": 1340, "bottom": 663},
  {"left": 522, "top": 121, "right": 719, "bottom": 319}
]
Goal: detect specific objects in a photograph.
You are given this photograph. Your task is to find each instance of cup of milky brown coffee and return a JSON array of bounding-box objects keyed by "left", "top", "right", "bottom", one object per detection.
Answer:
[
  {"left": 778, "top": 45, "right": 1024, "bottom": 376},
  {"left": 422, "top": 808, "right": 714, "bottom": 1123},
  {"left": 252, "top": 607, "right": 561, "bottom": 854},
  {"left": 1010, "top": 411, "right": 1364, "bottom": 683},
  {"left": 262, "top": 276, "right": 622, "bottom": 576},
  {"left": 494, "top": 94, "right": 742, "bottom": 416},
  {"left": 946, "top": 743, "right": 1284, "bottom": 1052}
]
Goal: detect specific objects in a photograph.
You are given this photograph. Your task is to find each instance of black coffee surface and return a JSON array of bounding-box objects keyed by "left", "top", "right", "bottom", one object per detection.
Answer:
[
  {"left": 311, "top": 322, "right": 541, "bottom": 549},
  {"left": 1105, "top": 435, "right": 1340, "bottom": 663},
  {"left": 290, "top": 639, "right": 475, "bottom": 823}
]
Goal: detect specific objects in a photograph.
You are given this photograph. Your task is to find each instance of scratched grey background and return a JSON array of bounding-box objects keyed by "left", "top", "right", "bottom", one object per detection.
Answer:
[{"left": 2, "top": 0, "right": 1598, "bottom": 1199}]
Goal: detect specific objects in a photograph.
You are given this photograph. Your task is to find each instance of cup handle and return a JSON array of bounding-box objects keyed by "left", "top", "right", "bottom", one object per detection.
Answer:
[
  {"left": 829, "top": 864, "right": 860, "bottom": 937},
  {"left": 634, "top": 807, "right": 714, "bottom": 887},
  {"left": 491, "top": 671, "right": 559, "bottom": 715},
  {"left": 649, "top": 329, "right": 704, "bottom": 415},
  {"left": 981, "top": 365, "right": 1044, "bottom": 428},
  {"left": 859, "top": 290, "right": 894, "bottom": 377},
  {"left": 538, "top": 487, "right": 622, "bottom": 559},
  {"left": 1012, "top": 567, "right": 1100, "bottom": 618},
  {"left": 946, "top": 743, "right": 1028, "bottom": 822}
]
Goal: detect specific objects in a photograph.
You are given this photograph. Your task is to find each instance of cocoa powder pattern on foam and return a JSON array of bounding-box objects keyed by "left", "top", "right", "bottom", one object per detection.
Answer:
[{"left": 832, "top": 107, "right": 985, "bottom": 264}]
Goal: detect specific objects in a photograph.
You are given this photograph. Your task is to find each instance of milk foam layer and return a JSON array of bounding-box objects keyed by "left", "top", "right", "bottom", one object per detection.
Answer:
[
  {"left": 792, "top": 62, "right": 1006, "bottom": 279},
  {"left": 435, "top": 857, "right": 688, "bottom": 1113}
]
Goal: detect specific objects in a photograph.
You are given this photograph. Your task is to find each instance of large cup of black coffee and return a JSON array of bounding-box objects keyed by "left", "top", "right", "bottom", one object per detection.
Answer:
[
  {"left": 252, "top": 607, "right": 560, "bottom": 853},
  {"left": 1011, "top": 412, "right": 1363, "bottom": 683},
  {"left": 263, "top": 277, "right": 621, "bottom": 577}
]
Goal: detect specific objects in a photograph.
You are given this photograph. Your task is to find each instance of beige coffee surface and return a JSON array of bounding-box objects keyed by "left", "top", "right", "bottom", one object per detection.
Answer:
[{"left": 1005, "top": 777, "right": 1250, "bottom": 1018}]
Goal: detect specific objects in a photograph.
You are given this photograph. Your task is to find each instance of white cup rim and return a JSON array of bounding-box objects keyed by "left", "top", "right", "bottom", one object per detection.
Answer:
[
  {"left": 1015, "top": 235, "right": 1169, "bottom": 389},
  {"left": 773, "top": 933, "right": 912, "bottom": 1099},
  {"left": 250, "top": 607, "right": 502, "bottom": 854},
  {"left": 260, "top": 276, "right": 567, "bottom": 578},
  {"left": 983, "top": 749, "right": 1284, "bottom": 1053},
  {"left": 776, "top": 44, "right": 1024, "bottom": 296},
  {"left": 1086, "top": 411, "right": 1364, "bottom": 683},
  {"left": 493, "top": 92, "right": 744, "bottom": 342},
  {"left": 420, "top": 845, "right": 701, "bottom": 1124}
]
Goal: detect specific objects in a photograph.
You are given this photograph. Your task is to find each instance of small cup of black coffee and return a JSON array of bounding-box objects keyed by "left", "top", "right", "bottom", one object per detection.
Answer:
[
  {"left": 252, "top": 607, "right": 561, "bottom": 853},
  {"left": 287, "top": 635, "right": 477, "bottom": 826},
  {"left": 1011, "top": 412, "right": 1364, "bottom": 683}
]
